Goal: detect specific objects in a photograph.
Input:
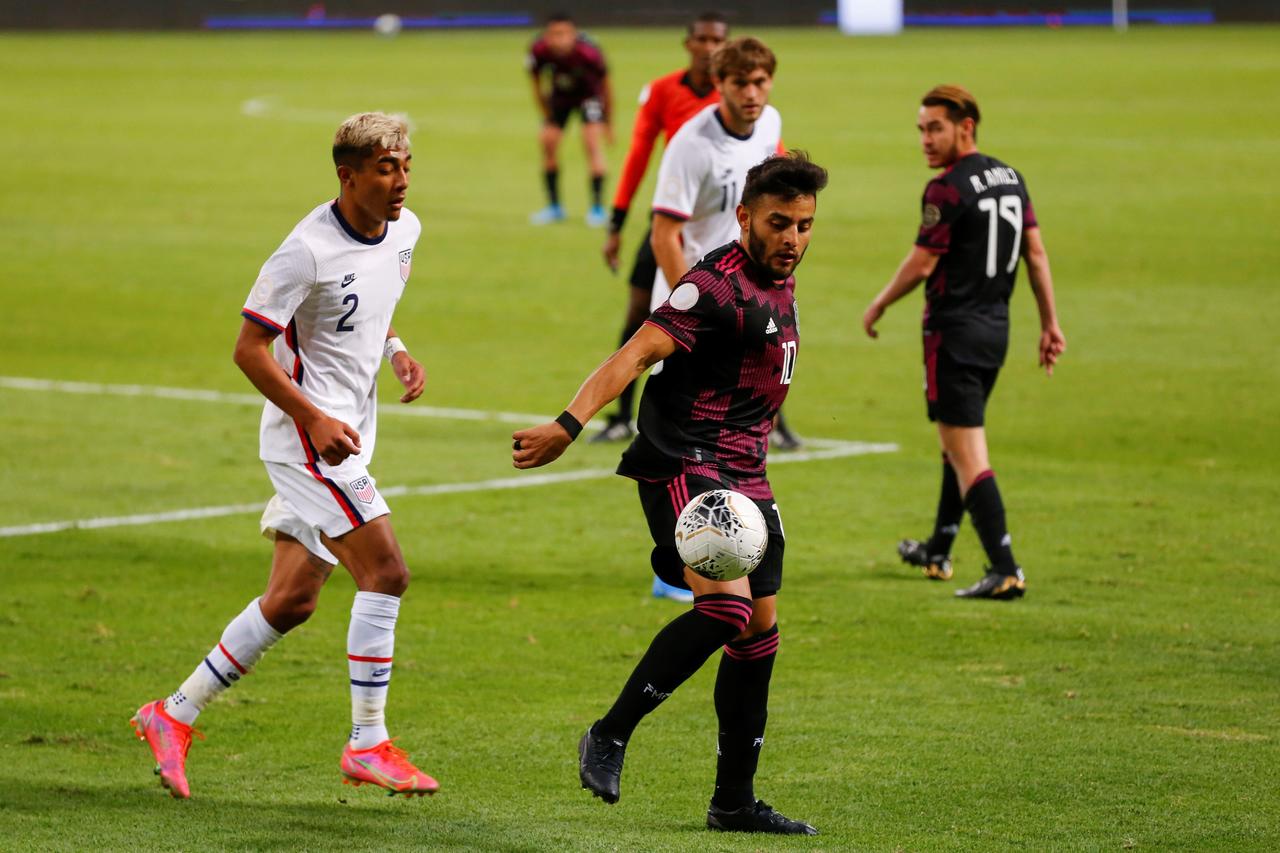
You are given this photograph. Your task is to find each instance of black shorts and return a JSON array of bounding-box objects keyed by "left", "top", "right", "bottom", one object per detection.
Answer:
[
  {"left": 636, "top": 472, "right": 785, "bottom": 599},
  {"left": 548, "top": 97, "right": 605, "bottom": 129},
  {"left": 627, "top": 225, "right": 657, "bottom": 290},
  {"left": 925, "top": 340, "right": 1000, "bottom": 427}
]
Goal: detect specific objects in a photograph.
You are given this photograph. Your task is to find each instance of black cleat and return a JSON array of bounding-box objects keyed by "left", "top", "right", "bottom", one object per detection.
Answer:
[
  {"left": 768, "top": 425, "right": 803, "bottom": 451},
  {"left": 707, "top": 799, "right": 819, "bottom": 835},
  {"left": 588, "top": 416, "right": 635, "bottom": 444},
  {"left": 578, "top": 724, "right": 625, "bottom": 804},
  {"left": 898, "top": 539, "right": 953, "bottom": 581},
  {"left": 955, "top": 567, "right": 1026, "bottom": 600}
]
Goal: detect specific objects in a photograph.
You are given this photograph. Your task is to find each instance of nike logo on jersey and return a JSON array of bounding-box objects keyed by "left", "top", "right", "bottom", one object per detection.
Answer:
[
  {"left": 341, "top": 273, "right": 357, "bottom": 288},
  {"left": 765, "top": 318, "right": 778, "bottom": 335}
]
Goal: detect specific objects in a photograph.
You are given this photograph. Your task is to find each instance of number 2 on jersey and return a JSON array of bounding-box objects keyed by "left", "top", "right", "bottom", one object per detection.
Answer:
[
  {"left": 336, "top": 293, "right": 358, "bottom": 332},
  {"left": 977, "top": 195, "right": 1023, "bottom": 277}
]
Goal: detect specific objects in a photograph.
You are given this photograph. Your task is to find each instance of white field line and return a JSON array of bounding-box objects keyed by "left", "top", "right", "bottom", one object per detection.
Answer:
[
  {"left": 0, "top": 375, "right": 897, "bottom": 539},
  {"left": 0, "top": 376, "right": 585, "bottom": 428},
  {"left": 241, "top": 97, "right": 418, "bottom": 132}
]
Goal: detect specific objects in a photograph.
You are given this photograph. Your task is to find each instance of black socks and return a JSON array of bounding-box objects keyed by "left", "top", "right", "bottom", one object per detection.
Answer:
[
  {"left": 712, "top": 625, "right": 779, "bottom": 811},
  {"left": 596, "top": 594, "right": 752, "bottom": 742},
  {"left": 964, "top": 471, "right": 1018, "bottom": 574},
  {"left": 926, "top": 454, "right": 964, "bottom": 556}
]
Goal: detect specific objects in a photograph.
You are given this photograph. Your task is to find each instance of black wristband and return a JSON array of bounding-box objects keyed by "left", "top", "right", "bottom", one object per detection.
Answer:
[
  {"left": 608, "top": 207, "right": 627, "bottom": 234},
  {"left": 555, "top": 411, "right": 584, "bottom": 441}
]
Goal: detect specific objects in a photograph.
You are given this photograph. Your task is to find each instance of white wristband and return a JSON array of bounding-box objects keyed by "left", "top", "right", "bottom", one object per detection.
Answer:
[{"left": 383, "top": 336, "right": 407, "bottom": 363}]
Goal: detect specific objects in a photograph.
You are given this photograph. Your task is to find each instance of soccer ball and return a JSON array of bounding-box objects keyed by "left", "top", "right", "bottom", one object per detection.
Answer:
[
  {"left": 373, "top": 14, "right": 403, "bottom": 37},
  {"left": 674, "top": 490, "right": 769, "bottom": 582}
]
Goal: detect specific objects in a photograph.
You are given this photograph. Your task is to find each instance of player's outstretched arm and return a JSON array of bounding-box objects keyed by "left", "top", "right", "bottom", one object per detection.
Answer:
[
  {"left": 863, "top": 246, "right": 939, "bottom": 338},
  {"left": 385, "top": 325, "right": 426, "bottom": 402},
  {"left": 512, "top": 325, "right": 677, "bottom": 469},
  {"left": 233, "top": 319, "right": 361, "bottom": 465},
  {"left": 1022, "top": 228, "right": 1066, "bottom": 375}
]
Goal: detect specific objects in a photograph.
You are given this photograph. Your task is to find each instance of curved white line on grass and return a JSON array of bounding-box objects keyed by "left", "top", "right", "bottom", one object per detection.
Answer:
[
  {"left": 0, "top": 443, "right": 898, "bottom": 539},
  {"left": 0, "top": 376, "right": 580, "bottom": 428},
  {"left": 241, "top": 97, "right": 417, "bottom": 131},
  {"left": 0, "top": 468, "right": 616, "bottom": 539},
  {"left": 0, "top": 375, "right": 898, "bottom": 538}
]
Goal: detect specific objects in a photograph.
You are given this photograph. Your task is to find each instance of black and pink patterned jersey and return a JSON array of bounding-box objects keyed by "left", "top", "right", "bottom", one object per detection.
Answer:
[
  {"left": 526, "top": 35, "right": 608, "bottom": 105},
  {"left": 617, "top": 241, "right": 799, "bottom": 500},
  {"left": 916, "top": 152, "right": 1038, "bottom": 368}
]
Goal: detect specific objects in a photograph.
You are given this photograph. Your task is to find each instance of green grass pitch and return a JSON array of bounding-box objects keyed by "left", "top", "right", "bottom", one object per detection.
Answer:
[{"left": 1, "top": 24, "right": 1278, "bottom": 851}]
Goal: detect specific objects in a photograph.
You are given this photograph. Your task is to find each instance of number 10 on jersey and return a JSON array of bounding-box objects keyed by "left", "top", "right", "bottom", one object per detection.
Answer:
[{"left": 780, "top": 340, "right": 797, "bottom": 385}]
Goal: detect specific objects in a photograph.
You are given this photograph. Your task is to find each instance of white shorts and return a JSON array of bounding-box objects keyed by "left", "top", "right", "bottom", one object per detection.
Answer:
[{"left": 259, "top": 458, "right": 390, "bottom": 564}]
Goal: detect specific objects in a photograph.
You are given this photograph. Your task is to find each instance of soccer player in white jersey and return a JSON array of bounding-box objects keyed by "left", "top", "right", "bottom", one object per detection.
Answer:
[
  {"left": 130, "top": 113, "right": 438, "bottom": 799},
  {"left": 648, "top": 37, "right": 803, "bottom": 455},
  {"left": 648, "top": 38, "right": 782, "bottom": 312}
]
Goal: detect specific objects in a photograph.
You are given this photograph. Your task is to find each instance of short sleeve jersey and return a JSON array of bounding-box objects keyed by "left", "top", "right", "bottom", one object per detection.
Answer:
[
  {"left": 618, "top": 242, "right": 799, "bottom": 500},
  {"left": 915, "top": 152, "right": 1038, "bottom": 367},
  {"left": 526, "top": 35, "right": 607, "bottom": 104},
  {"left": 651, "top": 103, "right": 783, "bottom": 271},
  {"left": 611, "top": 69, "right": 720, "bottom": 213},
  {"left": 241, "top": 201, "right": 421, "bottom": 465}
]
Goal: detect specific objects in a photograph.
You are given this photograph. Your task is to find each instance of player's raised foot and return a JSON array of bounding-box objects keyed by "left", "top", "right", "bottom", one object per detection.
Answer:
[
  {"left": 955, "top": 567, "right": 1026, "bottom": 600},
  {"left": 707, "top": 799, "right": 819, "bottom": 835},
  {"left": 585, "top": 204, "right": 608, "bottom": 228},
  {"left": 588, "top": 415, "right": 635, "bottom": 444},
  {"left": 651, "top": 576, "right": 694, "bottom": 603},
  {"left": 897, "top": 538, "right": 953, "bottom": 581},
  {"left": 529, "top": 203, "right": 566, "bottom": 225},
  {"left": 340, "top": 739, "right": 439, "bottom": 797},
  {"left": 578, "top": 723, "right": 626, "bottom": 804},
  {"left": 130, "top": 699, "right": 202, "bottom": 799}
]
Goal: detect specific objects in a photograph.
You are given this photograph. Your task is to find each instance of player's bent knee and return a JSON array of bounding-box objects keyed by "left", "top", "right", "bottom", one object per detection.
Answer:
[
  {"left": 261, "top": 590, "right": 319, "bottom": 632},
  {"left": 366, "top": 557, "right": 409, "bottom": 596}
]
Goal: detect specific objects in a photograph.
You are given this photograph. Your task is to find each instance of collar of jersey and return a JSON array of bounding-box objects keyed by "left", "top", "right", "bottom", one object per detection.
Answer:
[
  {"left": 680, "top": 70, "right": 714, "bottom": 99},
  {"left": 713, "top": 107, "right": 754, "bottom": 142},
  {"left": 330, "top": 201, "right": 388, "bottom": 246}
]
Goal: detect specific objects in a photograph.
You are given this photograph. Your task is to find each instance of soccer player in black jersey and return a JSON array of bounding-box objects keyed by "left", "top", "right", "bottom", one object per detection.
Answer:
[
  {"left": 863, "top": 85, "right": 1066, "bottom": 600},
  {"left": 513, "top": 152, "right": 827, "bottom": 835}
]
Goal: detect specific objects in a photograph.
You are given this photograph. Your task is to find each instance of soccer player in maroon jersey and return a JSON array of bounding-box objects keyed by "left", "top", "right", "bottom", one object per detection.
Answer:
[
  {"left": 863, "top": 85, "right": 1066, "bottom": 600},
  {"left": 513, "top": 152, "right": 827, "bottom": 835},
  {"left": 526, "top": 13, "right": 613, "bottom": 226},
  {"left": 591, "top": 12, "right": 728, "bottom": 445}
]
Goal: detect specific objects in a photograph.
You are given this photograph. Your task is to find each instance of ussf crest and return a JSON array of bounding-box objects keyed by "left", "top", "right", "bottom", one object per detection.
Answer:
[
  {"left": 398, "top": 248, "right": 413, "bottom": 282},
  {"left": 349, "top": 477, "right": 377, "bottom": 505}
]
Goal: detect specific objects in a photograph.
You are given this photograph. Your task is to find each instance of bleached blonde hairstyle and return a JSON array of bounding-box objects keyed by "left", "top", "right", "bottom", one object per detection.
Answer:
[{"left": 332, "top": 112, "right": 411, "bottom": 168}]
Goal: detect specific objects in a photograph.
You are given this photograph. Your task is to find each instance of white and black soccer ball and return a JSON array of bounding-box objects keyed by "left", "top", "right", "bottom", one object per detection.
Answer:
[
  {"left": 373, "top": 13, "right": 403, "bottom": 37},
  {"left": 674, "top": 489, "right": 769, "bottom": 582}
]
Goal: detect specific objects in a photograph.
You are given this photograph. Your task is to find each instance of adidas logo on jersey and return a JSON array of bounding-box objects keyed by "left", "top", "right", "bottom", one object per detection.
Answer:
[{"left": 765, "top": 318, "right": 778, "bottom": 335}]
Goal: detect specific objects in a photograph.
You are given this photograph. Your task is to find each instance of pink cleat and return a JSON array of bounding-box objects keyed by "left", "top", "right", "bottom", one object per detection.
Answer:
[
  {"left": 341, "top": 739, "right": 439, "bottom": 797},
  {"left": 130, "top": 699, "right": 202, "bottom": 799}
]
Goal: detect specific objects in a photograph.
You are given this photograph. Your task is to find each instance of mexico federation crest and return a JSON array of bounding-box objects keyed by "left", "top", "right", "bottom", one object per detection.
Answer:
[
  {"left": 921, "top": 203, "right": 942, "bottom": 229},
  {"left": 399, "top": 248, "right": 413, "bottom": 282},
  {"left": 350, "top": 476, "right": 377, "bottom": 505}
]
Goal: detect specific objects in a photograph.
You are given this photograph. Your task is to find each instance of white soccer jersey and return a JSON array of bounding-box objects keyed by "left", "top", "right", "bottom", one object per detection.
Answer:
[
  {"left": 241, "top": 201, "right": 420, "bottom": 466},
  {"left": 651, "top": 103, "right": 782, "bottom": 273}
]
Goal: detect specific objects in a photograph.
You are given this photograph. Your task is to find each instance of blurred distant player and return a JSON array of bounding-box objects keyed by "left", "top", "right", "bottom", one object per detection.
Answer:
[
  {"left": 863, "top": 85, "right": 1066, "bottom": 600},
  {"left": 513, "top": 152, "right": 828, "bottom": 836},
  {"left": 130, "top": 113, "right": 439, "bottom": 798},
  {"left": 591, "top": 12, "right": 728, "bottom": 445},
  {"left": 527, "top": 12, "right": 613, "bottom": 226},
  {"left": 647, "top": 36, "right": 803, "bottom": 452}
]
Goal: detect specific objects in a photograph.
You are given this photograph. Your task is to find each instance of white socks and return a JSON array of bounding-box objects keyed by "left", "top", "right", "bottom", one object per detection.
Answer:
[
  {"left": 165, "top": 597, "right": 282, "bottom": 726},
  {"left": 347, "top": 591, "right": 401, "bottom": 750}
]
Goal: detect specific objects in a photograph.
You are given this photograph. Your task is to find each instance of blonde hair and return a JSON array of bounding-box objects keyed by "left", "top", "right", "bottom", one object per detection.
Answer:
[{"left": 332, "top": 112, "right": 411, "bottom": 167}]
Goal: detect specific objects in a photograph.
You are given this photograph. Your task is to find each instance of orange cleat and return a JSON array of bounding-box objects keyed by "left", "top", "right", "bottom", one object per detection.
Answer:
[
  {"left": 340, "top": 739, "right": 439, "bottom": 797},
  {"left": 130, "top": 700, "right": 202, "bottom": 799}
]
